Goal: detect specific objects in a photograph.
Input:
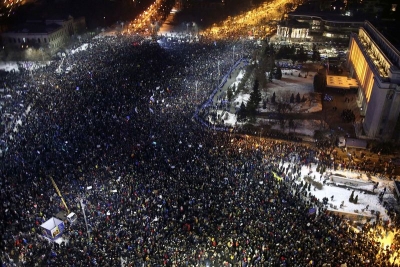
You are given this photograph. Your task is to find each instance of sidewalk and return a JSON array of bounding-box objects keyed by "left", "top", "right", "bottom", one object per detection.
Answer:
[{"left": 211, "top": 60, "right": 247, "bottom": 111}]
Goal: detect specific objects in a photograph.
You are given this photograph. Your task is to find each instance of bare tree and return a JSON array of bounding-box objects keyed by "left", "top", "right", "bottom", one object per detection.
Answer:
[
  {"left": 288, "top": 119, "right": 299, "bottom": 133},
  {"left": 308, "top": 92, "right": 321, "bottom": 107}
]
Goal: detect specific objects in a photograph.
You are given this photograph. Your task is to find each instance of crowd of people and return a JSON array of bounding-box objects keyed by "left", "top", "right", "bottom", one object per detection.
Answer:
[
  {"left": 1, "top": 31, "right": 400, "bottom": 267},
  {"left": 341, "top": 109, "right": 355, "bottom": 123}
]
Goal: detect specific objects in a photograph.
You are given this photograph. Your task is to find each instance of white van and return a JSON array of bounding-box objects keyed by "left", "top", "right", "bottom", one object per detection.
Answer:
[
  {"left": 67, "top": 212, "right": 77, "bottom": 223},
  {"left": 337, "top": 136, "right": 346, "bottom": 147}
]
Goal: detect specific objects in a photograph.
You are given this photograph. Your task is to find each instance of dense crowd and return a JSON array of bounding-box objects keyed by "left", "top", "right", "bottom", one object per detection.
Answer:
[
  {"left": 341, "top": 109, "right": 355, "bottom": 123},
  {"left": 1, "top": 33, "right": 399, "bottom": 267}
]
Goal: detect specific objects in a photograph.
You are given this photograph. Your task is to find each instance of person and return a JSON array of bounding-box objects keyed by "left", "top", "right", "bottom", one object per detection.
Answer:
[{"left": 0, "top": 32, "right": 397, "bottom": 267}]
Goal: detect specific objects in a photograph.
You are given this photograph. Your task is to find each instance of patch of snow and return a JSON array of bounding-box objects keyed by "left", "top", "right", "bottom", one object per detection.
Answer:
[
  {"left": 293, "top": 163, "right": 392, "bottom": 223},
  {"left": 0, "top": 61, "right": 52, "bottom": 72},
  {"left": 223, "top": 112, "right": 237, "bottom": 126},
  {"left": 70, "top": 43, "right": 89, "bottom": 55},
  {"left": 233, "top": 93, "right": 250, "bottom": 108}
]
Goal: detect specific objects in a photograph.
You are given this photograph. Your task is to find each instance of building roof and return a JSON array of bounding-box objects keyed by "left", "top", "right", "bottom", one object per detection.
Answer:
[
  {"left": 279, "top": 18, "right": 310, "bottom": 28},
  {"left": 26, "top": 14, "right": 72, "bottom": 21},
  {"left": 288, "top": 10, "right": 366, "bottom": 23},
  {"left": 5, "top": 22, "right": 61, "bottom": 35},
  {"left": 346, "top": 138, "right": 367, "bottom": 149},
  {"left": 326, "top": 75, "right": 359, "bottom": 89}
]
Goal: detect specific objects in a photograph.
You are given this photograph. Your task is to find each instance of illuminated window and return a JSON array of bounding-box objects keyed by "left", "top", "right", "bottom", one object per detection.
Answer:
[{"left": 349, "top": 39, "right": 375, "bottom": 103}]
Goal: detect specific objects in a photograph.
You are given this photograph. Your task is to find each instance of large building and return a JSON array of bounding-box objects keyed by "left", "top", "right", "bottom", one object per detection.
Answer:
[
  {"left": 277, "top": 11, "right": 364, "bottom": 43},
  {"left": 1, "top": 16, "right": 86, "bottom": 53},
  {"left": 347, "top": 21, "right": 400, "bottom": 140}
]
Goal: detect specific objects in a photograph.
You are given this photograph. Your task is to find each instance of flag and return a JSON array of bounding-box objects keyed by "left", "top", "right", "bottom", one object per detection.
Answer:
[
  {"left": 149, "top": 108, "right": 154, "bottom": 114},
  {"left": 308, "top": 208, "right": 316, "bottom": 215},
  {"left": 272, "top": 171, "right": 283, "bottom": 181}
]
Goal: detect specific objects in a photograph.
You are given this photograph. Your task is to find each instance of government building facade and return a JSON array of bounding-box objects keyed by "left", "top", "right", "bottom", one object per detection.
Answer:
[
  {"left": 347, "top": 21, "right": 400, "bottom": 140},
  {"left": 1, "top": 16, "right": 86, "bottom": 54}
]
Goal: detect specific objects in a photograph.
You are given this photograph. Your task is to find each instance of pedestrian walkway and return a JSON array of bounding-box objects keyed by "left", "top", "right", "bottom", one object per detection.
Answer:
[{"left": 212, "top": 60, "right": 247, "bottom": 108}]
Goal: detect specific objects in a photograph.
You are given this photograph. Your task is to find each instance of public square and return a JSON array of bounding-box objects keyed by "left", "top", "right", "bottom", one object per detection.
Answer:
[{"left": 0, "top": 1, "right": 400, "bottom": 267}]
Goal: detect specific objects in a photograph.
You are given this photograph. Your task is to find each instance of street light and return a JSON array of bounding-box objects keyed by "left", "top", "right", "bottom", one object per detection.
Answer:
[
  {"left": 79, "top": 198, "right": 91, "bottom": 243},
  {"left": 39, "top": 47, "right": 44, "bottom": 61},
  {"left": 193, "top": 22, "right": 198, "bottom": 36},
  {"left": 195, "top": 81, "right": 198, "bottom": 101},
  {"left": 233, "top": 45, "right": 235, "bottom": 65},
  {"left": 229, "top": 127, "right": 234, "bottom": 141},
  {"left": 217, "top": 60, "right": 220, "bottom": 82},
  {"left": 241, "top": 37, "right": 244, "bottom": 58}
]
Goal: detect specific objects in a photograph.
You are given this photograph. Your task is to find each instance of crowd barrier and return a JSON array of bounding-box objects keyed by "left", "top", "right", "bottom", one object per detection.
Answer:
[{"left": 194, "top": 58, "right": 247, "bottom": 132}]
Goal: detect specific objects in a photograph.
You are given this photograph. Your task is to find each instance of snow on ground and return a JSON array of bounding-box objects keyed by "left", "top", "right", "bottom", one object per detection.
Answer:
[
  {"left": 224, "top": 68, "right": 323, "bottom": 135},
  {"left": 230, "top": 68, "right": 320, "bottom": 113},
  {"left": 236, "top": 69, "right": 245, "bottom": 80},
  {"left": 262, "top": 70, "right": 322, "bottom": 113},
  {"left": 228, "top": 70, "right": 246, "bottom": 91},
  {"left": 234, "top": 93, "right": 250, "bottom": 108},
  {"left": 223, "top": 111, "right": 237, "bottom": 126},
  {"left": 0, "top": 36, "right": 394, "bottom": 228},
  {"left": 307, "top": 102, "right": 322, "bottom": 113},
  {"left": 0, "top": 62, "right": 20, "bottom": 72},
  {"left": 294, "top": 162, "right": 392, "bottom": 223},
  {"left": 0, "top": 61, "right": 51, "bottom": 73},
  {"left": 268, "top": 71, "right": 314, "bottom": 94},
  {"left": 70, "top": 43, "right": 89, "bottom": 55}
]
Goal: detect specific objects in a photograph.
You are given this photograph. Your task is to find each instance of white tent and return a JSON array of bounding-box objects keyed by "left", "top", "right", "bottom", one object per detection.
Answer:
[{"left": 40, "top": 217, "right": 65, "bottom": 240}]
